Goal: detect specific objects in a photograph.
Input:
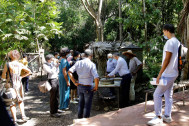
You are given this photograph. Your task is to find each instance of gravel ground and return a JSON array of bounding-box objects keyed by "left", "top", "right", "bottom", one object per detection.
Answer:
[{"left": 15, "top": 76, "right": 109, "bottom": 126}]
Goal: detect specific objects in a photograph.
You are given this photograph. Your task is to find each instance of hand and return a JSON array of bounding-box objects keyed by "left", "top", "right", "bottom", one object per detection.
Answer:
[
  {"left": 105, "top": 75, "right": 110, "bottom": 78},
  {"left": 5, "top": 83, "right": 10, "bottom": 89},
  {"left": 132, "top": 72, "right": 136, "bottom": 76},
  {"left": 156, "top": 75, "right": 161, "bottom": 84},
  {"left": 67, "top": 82, "right": 70, "bottom": 87},
  {"left": 74, "top": 80, "right": 79, "bottom": 86},
  {"left": 92, "top": 87, "right": 98, "bottom": 92}
]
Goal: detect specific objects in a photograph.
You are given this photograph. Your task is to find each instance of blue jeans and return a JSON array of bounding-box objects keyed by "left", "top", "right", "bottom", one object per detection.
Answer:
[
  {"left": 153, "top": 76, "right": 177, "bottom": 117},
  {"left": 77, "top": 85, "right": 94, "bottom": 118},
  {"left": 22, "top": 76, "right": 29, "bottom": 92}
]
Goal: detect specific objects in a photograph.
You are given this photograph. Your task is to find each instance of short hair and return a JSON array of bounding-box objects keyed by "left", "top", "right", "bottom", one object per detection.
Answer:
[
  {"left": 45, "top": 54, "right": 54, "bottom": 61},
  {"left": 73, "top": 51, "right": 80, "bottom": 57},
  {"left": 84, "top": 49, "right": 93, "bottom": 57},
  {"left": 54, "top": 52, "right": 59, "bottom": 56},
  {"left": 81, "top": 53, "right": 85, "bottom": 58},
  {"left": 107, "top": 53, "right": 112, "bottom": 58},
  {"left": 163, "top": 24, "right": 175, "bottom": 33},
  {"left": 22, "top": 54, "right": 27, "bottom": 58},
  {"left": 60, "top": 47, "right": 70, "bottom": 57},
  {"left": 113, "top": 53, "right": 120, "bottom": 57},
  {"left": 8, "top": 50, "right": 20, "bottom": 60}
]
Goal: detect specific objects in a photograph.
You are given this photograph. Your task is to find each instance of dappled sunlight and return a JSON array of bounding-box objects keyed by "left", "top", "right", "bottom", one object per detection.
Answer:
[
  {"left": 19, "top": 118, "right": 39, "bottom": 126},
  {"left": 144, "top": 112, "right": 156, "bottom": 119},
  {"left": 179, "top": 115, "right": 189, "bottom": 122}
]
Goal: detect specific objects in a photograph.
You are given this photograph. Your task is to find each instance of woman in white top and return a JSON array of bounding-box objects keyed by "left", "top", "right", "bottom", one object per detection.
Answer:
[{"left": 1, "top": 50, "right": 32, "bottom": 124}]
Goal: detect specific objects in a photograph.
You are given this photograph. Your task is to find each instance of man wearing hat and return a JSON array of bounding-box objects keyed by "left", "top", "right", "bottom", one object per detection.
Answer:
[{"left": 123, "top": 50, "right": 142, "bottom": 101}]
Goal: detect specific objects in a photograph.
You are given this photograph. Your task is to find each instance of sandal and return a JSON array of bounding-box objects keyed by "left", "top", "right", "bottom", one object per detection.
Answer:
[
  {"left": 14, "top": 121, "right": 19, "bottom": 126},
  {"left": 22, "top": 116, "right": 30, "bottom": 122}
]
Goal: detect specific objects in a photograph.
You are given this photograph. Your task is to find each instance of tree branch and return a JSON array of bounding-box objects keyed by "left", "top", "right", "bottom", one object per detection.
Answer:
[
  {"left": 86, "top": 0, "right": 97, "bottom": 18},
  {"left": 81, "top": 0, "right": 96, "bottom": 20},
  {"left": 98, "top": 0, "right": 103, "bottom": 20}
]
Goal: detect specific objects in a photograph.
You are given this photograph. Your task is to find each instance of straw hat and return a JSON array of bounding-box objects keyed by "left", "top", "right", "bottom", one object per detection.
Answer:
[{"left": 122, "top": 50, "right": 136, "bottom": 56}]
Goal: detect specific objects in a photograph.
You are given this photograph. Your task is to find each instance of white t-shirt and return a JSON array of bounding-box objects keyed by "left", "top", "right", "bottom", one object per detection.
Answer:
[
  {"left": 162, "top": 37, "right": 180, "bottom": 77},
  {"left": 129, "top": 57, "right": 142, "bottom": 73}
]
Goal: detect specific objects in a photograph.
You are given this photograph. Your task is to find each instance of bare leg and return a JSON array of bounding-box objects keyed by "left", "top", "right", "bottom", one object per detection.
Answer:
[
  {"left": 71, "top": 89, "right": 74, "bottom": 101},
  {"left": 10, "top": 105, "right": 17, "bottom": 122},
  {"left": 74, "top": 89, "right": 77, "bottom": 99},
  {"left": 18, "top": 101, "right": 26, "bottom": 118}
]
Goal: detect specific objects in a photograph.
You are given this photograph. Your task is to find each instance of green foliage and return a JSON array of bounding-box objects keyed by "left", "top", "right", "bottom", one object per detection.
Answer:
[
  {"left": 118, "top": 0, "right": 183, "bottom": 85},
  {"left": 49, "top": 0, "right": 95, "bottom": 52},
  {"left": 0, "top": 0, "right": 62, "bottom": 65}
]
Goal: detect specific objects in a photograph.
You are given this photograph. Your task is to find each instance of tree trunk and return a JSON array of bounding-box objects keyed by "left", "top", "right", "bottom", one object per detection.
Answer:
[
  {"left": 95, "top": 21, "right": 104, "bottom": 41},
  {"left": 142, "top": 0, "right": 147, "bottom": 42},
  {"left": 119, "top": 0, "right": 123, "bottom": 41},
  {"left": 81, "top": 0, "right": 104, "bottom": 42},
  {"left": 182, "top": 14, "right": 189, "bottom": 79},
  {"left": 97, "top": 56, "right": 106, "bottom": 77}
]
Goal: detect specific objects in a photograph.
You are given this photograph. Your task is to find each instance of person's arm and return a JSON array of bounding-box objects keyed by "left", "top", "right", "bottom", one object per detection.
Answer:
[
  {"left": 1, "top": 63, "right": 7, "bottom": 79},
  {"left": 21, "top": 66, "right": 32, "bottom": 78},
  {"left": 68, "top": 71, "right": 79, "bottom": 86},
  {"left": 68, "top": 62, "right": 78, "bottom": 86},
  {"left": 43, "top": 64, "right": 55, "bottom": 74},
  {"left": 63, "top": 67, "right": 70, "bottom": 86},
  {"left": 132, "top": 64, "right": 143, "bottom": 75},
  {"left": 156, "top": 51, "right": 172, "bottom": 84},
  {"left": 91, "top": 64, "right": 99, "bottom": 91},
  {"left": 92, "top": 78, "right": 99, "bottom": 91},
  {"left": 108, "top": 60, "right": 121, "bottom": 77}
]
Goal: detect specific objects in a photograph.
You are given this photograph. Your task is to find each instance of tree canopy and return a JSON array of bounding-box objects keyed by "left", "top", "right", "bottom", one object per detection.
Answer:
[{"left": 0, "top": 0, "right": 185, "bottom": 81}]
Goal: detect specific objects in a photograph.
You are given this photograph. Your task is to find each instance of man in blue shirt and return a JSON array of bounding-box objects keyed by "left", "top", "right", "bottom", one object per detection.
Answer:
[
  {"left": 106, "top": 53, "right": 117, "bottom": 74},
  {"left": 107, "top": 53, "right": 131, "bottom": 108},
  {"left": 68, "top": 49, "right": 99, "bottom": 118},
  {"left": 106, "top": 53, "right": 117, "bottom": 96}
]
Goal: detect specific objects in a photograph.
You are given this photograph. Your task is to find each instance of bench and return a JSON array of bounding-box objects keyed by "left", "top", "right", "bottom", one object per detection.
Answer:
[{"left": 144, "top": 80, "right": 189, "bottom": 112}]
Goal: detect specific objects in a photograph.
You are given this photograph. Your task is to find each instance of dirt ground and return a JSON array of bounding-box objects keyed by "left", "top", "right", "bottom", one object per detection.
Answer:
[{"left": 15, "top": 76, "right": 113, "bottom": 126}]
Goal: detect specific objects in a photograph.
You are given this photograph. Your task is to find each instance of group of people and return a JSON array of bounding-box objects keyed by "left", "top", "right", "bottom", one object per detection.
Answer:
[
  {"left": 106, "top": 24, "right": 180, "bottom": 126},
  {"left": 0, "top": 24, "right": 181, "bottom": 126},
  {"left": 43, "top": 48, "right": 99, "bottom": 119},
  {"left": 106, "top": 51, "right": 142, "bottom": 107}
]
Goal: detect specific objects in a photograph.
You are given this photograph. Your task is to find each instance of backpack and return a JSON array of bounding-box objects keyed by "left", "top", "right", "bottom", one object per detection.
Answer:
[{"left": 177, "top": 43, "right": 188, "bottom": 81}]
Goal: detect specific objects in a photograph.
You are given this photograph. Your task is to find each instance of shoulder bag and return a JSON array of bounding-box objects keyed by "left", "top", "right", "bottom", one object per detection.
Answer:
[
  {"left": 38, "top": 63, "right": 52, "bottom": 93},
  {"left": 2, "top": 63, "right": 17, "bottom": 103}
]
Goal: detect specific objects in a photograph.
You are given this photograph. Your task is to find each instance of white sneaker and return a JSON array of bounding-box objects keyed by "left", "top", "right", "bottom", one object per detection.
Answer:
[
  {"left": 147, "top": 116, "right": 163, "bottom": 126},
  {"left": 162, "top": 115, "right": 172, "bottom": 123},
  {"left": 74, "top": 98, "right": 79, "bottom": 101},
  {"left": 70, "top": 100, "right": 78, "bottom": 104}
]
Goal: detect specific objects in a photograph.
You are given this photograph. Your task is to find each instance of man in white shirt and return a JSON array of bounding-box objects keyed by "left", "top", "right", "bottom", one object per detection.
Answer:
[
  {"left": 107, "top": 53, "right": 132, "bottom": 108},
  {"left": 147, "top": 24, "right": 180, "bottom": 125},
  {"left": 122, "top": 50, "right": 142, "bottom": 101},
  {"left": 68, "top": 49, "right": 99, "bottom": 118},
  {"left": 43, "top": 54, "right": 61, "bottom": 118}
]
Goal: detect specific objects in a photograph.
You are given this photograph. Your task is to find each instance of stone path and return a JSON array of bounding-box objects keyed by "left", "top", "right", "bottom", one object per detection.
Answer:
[{"left": 72, "top": 90, "right": 189, "bottom": 126}]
